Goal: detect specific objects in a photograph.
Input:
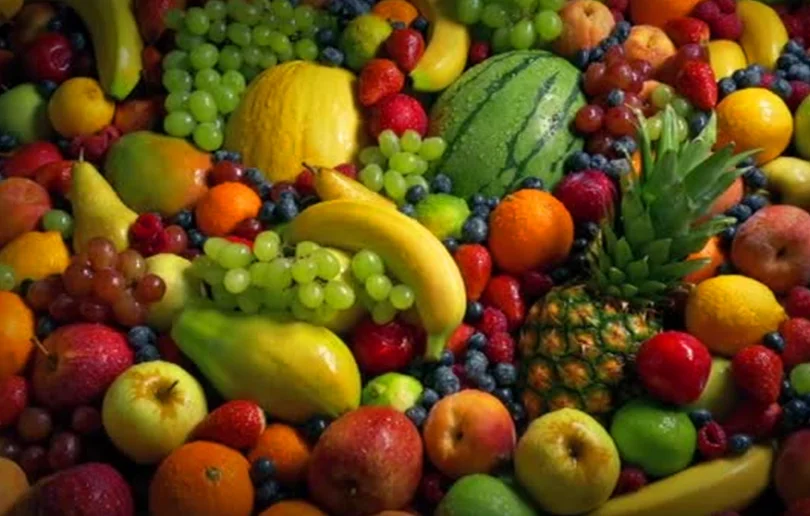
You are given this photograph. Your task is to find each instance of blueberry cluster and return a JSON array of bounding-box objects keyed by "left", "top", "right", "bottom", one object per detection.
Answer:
[
  {"left": 250, "top": 456, "right": 297, "bottom": 510},
  {"left": 127, "top": 326, "right": 161, "bottom": 363},
  {"left": 564, "top": 150, "right": 632, "bottom": 180},
  {"left": 718, "top": 63, "right": 793, "bottom": 102},
  {"left": 571, "top": 21, "right": 632, "bottom": 70},
  {"left": 776, "top": 39, "right": 810, "bottom": 83},
  {"left": 300, "top": 415, "right": 331, "bottom": 442},
  {"left": 717, "top": 159, "right": 769, "bottom": 249}
]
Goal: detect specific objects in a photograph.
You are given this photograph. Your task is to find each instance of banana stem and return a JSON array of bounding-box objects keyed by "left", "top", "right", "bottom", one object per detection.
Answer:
[{"left": 425, "top": 334, "right": 446, "bottom": 362}]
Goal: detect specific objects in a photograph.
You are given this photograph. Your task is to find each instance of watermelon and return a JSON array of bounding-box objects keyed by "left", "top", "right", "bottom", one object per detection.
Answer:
[{"left": 427, "top": 50, "right": 586, "bottom": 198}]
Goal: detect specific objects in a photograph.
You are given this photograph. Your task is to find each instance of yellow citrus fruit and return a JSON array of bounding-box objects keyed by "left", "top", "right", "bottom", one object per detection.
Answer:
[
  {"left": 707, "top": 40, "right": 747, "bottom": 81},
  {"left": 715, "top": 88, "right": 793, "bottom": 165},
  {"left": 0, "top": 291, "right": 35, "bottom": 379},
  {"left": 48, "top": 77, "right": 116, "bottom": 138},
  {"left": 685, "top": 275, "right": 787, "bottom": 357},
  {"left": 0, "top": 231, "right": 70, "bottom": 286}
]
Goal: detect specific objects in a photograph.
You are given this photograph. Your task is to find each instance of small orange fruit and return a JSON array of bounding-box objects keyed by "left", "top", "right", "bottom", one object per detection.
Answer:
[
  {"left": 258, "top": 500, "right": 327, "bottom": 516},
  {"left": 0, "top": 291, "right": 35, "bottom": 380},
  {"left": 684, "top": 237, "right": 725, "bottom": 285},
  {"left": 195, "top": 182, "right": 261, "bottom": 237},
  {"left": 372, "top": 0, "right": 418, "bottom": 25},
  {"left": 629, "top": 0, "right": 702, "bottom": 28},
  {"left": 248, "top": 423, "right": 312, "bottom": 486},
  {"left": 0, "top": 457, "right": 29, "bottom": 514},
  {"left": 149, "top": 441, "right": 254, "bottom": 516},
  {"left": 488, "top": 189, "right": 574, "bottom": 275}
]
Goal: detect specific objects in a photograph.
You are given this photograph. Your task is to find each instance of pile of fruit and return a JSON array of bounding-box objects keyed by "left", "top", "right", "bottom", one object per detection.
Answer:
[{"left": 4, "top": 0, "right": 810, "bottom": 514}]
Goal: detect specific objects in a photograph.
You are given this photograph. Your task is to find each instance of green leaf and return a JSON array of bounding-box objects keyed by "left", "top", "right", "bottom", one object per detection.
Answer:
[
  {"left": 613, "top": 238, "right": 633, "bottom": 268},
  {"left": 621, "top": 284, "right": 639, "bottom": 299},
  {"left": 598, "top": 251, "right": 613, "bottom": 275},
  {"left": 657, "top": 105, "right": 679, "bottom": 158},
  {"left": 642, "top": 239, "right": 672, "bottom": 266},
  {"left": 606, "top": 285, "right": 622, "bottom": 298},
  {"left": 626, "top": 258, "right": 650, "bottom": 283},
  {"left": 624, "top": 215, "right": 656, "bottom": 249},
  {"left": 608, "top": 267, "right": 626, "bottom": 284},
  {"left": 638, "top": 280, "right": 668, "bottom": 295},
  {"left": 603, "top": 223, "right": 618, "bottom": 257},
  {"left": 594, "top": 269, "right": 609, "bottom": 287}
]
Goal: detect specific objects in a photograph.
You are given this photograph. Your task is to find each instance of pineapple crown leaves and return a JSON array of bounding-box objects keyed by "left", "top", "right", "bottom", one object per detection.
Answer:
[{"left": 588, "top": 105, "right": 758, "bottom": 304}]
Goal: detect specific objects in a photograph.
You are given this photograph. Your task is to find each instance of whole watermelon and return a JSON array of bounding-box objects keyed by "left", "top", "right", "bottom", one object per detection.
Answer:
[{"left": 428, "top": 50, "right": 585, "bottom": 198}]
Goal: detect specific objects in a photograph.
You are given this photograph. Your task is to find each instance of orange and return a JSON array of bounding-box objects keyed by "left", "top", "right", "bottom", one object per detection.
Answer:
[
  {"left": 629, "top": 0, "right": 701, "bottom": 28},
  {"left": 684, "top": 237, "right": 725, "bottom": 285},
  {"left": 48, "top": 77, "right": 116, "bottom": 138},
  {"left": 149, "top": 441, "right": 254, "bottom": 516},
  {"left": 0, "top": 291, "right": 34, "bottom": 379},
  {"left": 258, "top": 500, "right": 327, "bottom": 516},
  {"left": 488, "top": 189, "right": 574, "bottom": 275},
  {"left": 698, "top": 177, "right": 743, "bottom": 224},
  {"left": 372, "top": 0, "right": 418, "bottom": 25},
  {"left": 248, "top": 423, "right": 312, "bottom": 486},
  {"left": 0, "top": 457, "right": 29, "bottom": 515},
  {"left": 715, "top": 88, "right": 793, "bottom": 165},
  {"left": 195, "top": 182, "right": 261, "bottom": 237}
]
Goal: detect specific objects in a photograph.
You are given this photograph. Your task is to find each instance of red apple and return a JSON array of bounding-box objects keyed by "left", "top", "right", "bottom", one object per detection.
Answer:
[
  {"left": 34, "top": 160, "right": 73, "bottom": 197},
  {"left": 32, "top": 324, "right": 134, "bottom": 411},
  {"left": 2, "top": 141, "right": 63, "bottom": 179},
  {"left": 776, "top": 430, "right": 810, "bottom": 504},
  {"left": 23, "top": 32, "right": 74, "bottom": 84},
  {"left": 307, "top": 406, "right": 423, "bottom": 515},
  {"left": 636, "top": 331, "right": 712, "bottom": 405},
  {"left": 351, "top": 318, "right": 418, "bottom": 376},
  {"left": 0, "top": 177, "right": 52, "bottom": 247}
]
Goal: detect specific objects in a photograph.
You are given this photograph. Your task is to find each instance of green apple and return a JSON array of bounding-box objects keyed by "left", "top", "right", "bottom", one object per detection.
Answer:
[
  {"left": 762, "top": 157, "right": 810, "bottom": 212},
  {"left": 436, "top": 474, "right": 537, "bottom": 516},
  {"left": 145, "top": 254, "right": 202, "bottom": 332},
  {"left": 0, "top": 83, "right": 53, "bottom": 144},
  {"left": 361, "top": 372, "right": 423, "bottom": 412},
  {"left": 101, "top": 361, "right": 208, "bottom": 465},
  {"left": 515, "top": 408, "right": 620, "bottom": 515},
  {"left": 686, "top": 357, "right": 738, "bottom": 420}
]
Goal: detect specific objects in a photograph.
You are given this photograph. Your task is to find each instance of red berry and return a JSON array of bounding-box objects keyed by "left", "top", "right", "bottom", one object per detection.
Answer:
[
  {"left": 520, "top": 270, "right": 554, "bottom": 300},
  {"left": 351, "top": 317, "right": 418, "bottom": 375},
  {"left": 447, "top": 323, "right": 475, "bottom": 358},
  {"left": 760, "top": 72, "right": 776, "bottom": 90},
  {"left": 714, "top": 0, "right": 736, "bottom": 14},
  {"left": 612, "top": 467, "right": 647, "bottom": 496},
  {"left": 476, "top": 307, "right": 508, "bottom": 338},
  {"left": 334, "top": 163, "right": 358, "bottom": 180},
  {"left": 722, "top": 401, "right": 782, "bottom": 439},
  {"left": 692, "top": 1, "right": 722, "bottom": 23},
  {"left": 731, "top": 345, "right": 783, "bottom": 405},
  {"left": 468, "top": 41, "right": 490, "bottom": 65},
  {"left": 367, "top": 93, "right": 428, "bottom": 139},
  {"left": 553, "top": 170, "right": 617, "bottom": 224},
  {"left": 784, "top": 15, "right": 804, "bottom": 40},
  {"left": 710, "top": 14, "right": 744, "bottom": 40},
  {"left": 385, "top": 28, "right": 425, "bottom": 72},
  {"left": 453, "top": 244, "right": 492, "bottom": 301},
  {"left": 209, "top": 161, "right": 244, "bottom": 185},
  {"left": 482, "top": 275, "right": 525, "bottom": 330},
  {"left": 294, "top": 168, "right": 317, "bottom": 197},
  {"left": 789, "top": 81, "right": 810, "bottom": 111},
  {"left": 0, "top": 376, "right": 29, "bottom": 429},
  {"left": 574, "top": 104, "right": 605, "bottom": 134},
  {"left": 23, "top": 32, "right": 74, "bottom": 83},
  {"left": 357, "top": 58, "right": 405, "bottom": 108},
  {"left": 697, "top": 421, "right": 728, "bottom": 459},
  {"left": 485, "top": 332, "right": 515, "bottom": 364},
  {"left": 636, "top": 331, "right": 712, "bottom": 405},
  {"left": 781, "top": 318, "right": 810, "bottom": 370},
  {"left": 420, "top": 471, "right": 446, "bottom": 505},
  {"left": 787, "top": 287, "right": 810, "bottom": 319},
  {"left": 130, "top": 213, "right": 164, "bottom": 241}
]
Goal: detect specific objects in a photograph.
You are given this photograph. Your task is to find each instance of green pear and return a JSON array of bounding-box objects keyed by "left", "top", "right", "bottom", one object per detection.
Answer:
[
  {"left": 70, "top": 160, "right": 138, "bottom": 253},
  {"left": 0, "top": 83, "right": 53, "bottom": 144},
  {"left": 361, "top": 373, "right": 423, "bottom": 412},
  {"left": 145, "top": 254, "right": 202, "bottom": 332},
  {"left": 686, "top": 358, "right": 738, "bottom": 420},
  {"left": 762, "top": 157, "right": 810, "bottom": 212}
]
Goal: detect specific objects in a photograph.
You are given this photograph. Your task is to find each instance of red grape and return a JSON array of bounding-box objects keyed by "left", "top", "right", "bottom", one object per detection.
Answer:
[
  {"left": 71, "top": 406, "right": 102, "bottom": 435},
  {"left": 269, "top": 181, "right": 297, "bottom": 202},
  {"left": 164, "top": 225, "right": 189, "bottom": 254},
  {"left": 605, "top": 62, "right": 635, "bottom": 91},
  {"left": 86, "top": 237, "right": 118, "bottom": 271},
  {"left": 232, "top": 218, "right": 262, "bottom": 240},
  {"left": 677, "top": 43, "right": 708, "bottom": 63},
  {"left": 584, "top": 63, "right": 607, "bottom": 96},
  {"left": 134, "top": 274, "right": 166, "bottom": 304},
  {"left": 19, "top": 445, "right": 47, "bottom": 478},
  {"left": 209, "top": 161, "right": 244, "bottom": 185},
  {"left": 623, "top": 92, "right": 643, "bottom": 110},
  {"left": 63, "top": 263, "right": 94, "bottom": 297},
  {"left": 586, "top": 131, "right": 615, "bottom": 156},
  {"left": 78, "top": 298, "right": 111, "bottom": 323},
  {"left": 49, "top": 294, "right": 78, "bottom": 323},
  {"left": 0, "top": 436, "right": 22, "bottom": 461},
  {"left": 117, "top": 249, "right": 146, "bottom": 285},
  {"left": 630, "top": 59, "right": 653, "bottom": 81},
  {"left": 72, "top": 252, "right": 91, "bottom": 267},
  {"left": 112, "top": 293, "right": 146, "bottom": 327},
  {"left": 92, "top": 268, "right": 126, "bottom": 304},
  {"left": 574, "top": 104, "right": 605, "bottom": 134},
  {"left": 16, "top": 408, "right": 53, "bottom": 443},
  {"left": 47, "top": 432, "right": 81, "bottom": 471},
  {"left": 26, "top": 276, "right": 63, "bottom": 311},
  {"left": 604, "top": 45, "right": 626, "bottom": 66},
  {"left": 605, "top": 106, "right": 638, "bottom": 137}
]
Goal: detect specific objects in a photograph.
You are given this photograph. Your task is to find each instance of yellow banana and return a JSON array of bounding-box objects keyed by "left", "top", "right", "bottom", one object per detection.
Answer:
[
  {"left": 310, "top": 166, "right": 397, "bottom": 210},
  {"left": 707, "top": 40, "right": 748, "bottom": 81},
  {"left": 409, "top": 0, "right": 470, "bottom": 92},
  {"left": 0, "top": 0, "right": 23, "bottom": 24},
  {"left": 286, "top": 200, "right": 466, "bottom": 360},
  {"left": 737, "top": 0, "right": 788, "bottom": 70},
  {"left": 589, "top": 444, "right": 774, "bottom": 516},
  {"left": 62, "top": 0, "right": 143, "bottom": 100}
]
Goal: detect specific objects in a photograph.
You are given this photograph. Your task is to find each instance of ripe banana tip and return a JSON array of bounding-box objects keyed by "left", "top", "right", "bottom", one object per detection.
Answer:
[{"left": 425, "top": 333, "right": 448, "bottom": 362}]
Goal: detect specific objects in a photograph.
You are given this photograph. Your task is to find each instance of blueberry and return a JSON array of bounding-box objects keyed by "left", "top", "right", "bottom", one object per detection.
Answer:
[
  {"left": 572, "top": 238, "right": 589, "bottom": 251},
  {"left": 47, "top": 17, "right": 64, "bottom": 32},
  {"left": 725, "top": 203, "right": 752, "bottom": 223},
  {"left": 439, "top": 349, "right": 454, "bottom": 366},
  {"left": 213, "top": 150, "right": 230, "bottom": 162},
  {"left": 319, "top": 46, "right": 344, "bottom": 66},
  {"left": 717, "top": 262, "right": 736, "bottom": 275},
  {"left": 494, "top": 387, "right": 514, "bottom": 404},
  {"left": 550, "top": 266, "right": 571, "bottom": 284},
  {"left": 405, "top": 357, "right": 426, "bottom": 381},
  {"left": 256, "top": 182, "right": 273, "bottom": 200},
  {"left": 227, "top": 151, "right": 242, "bottom": 163},
  {"left": 588, "top": 47, "right": 604, "bottom": 64},
  {"left": 469, "top": 193, "right": 486, "bottom": 207},
  {"left": 614, "top": 21, "right": 631, "bottom": 41},
  {"left": 578, "top": 221, "right": 601, "bottom": 240},
  {"left": 471, "top": 203, "right": 490, "bottom": 219},
  {"left": 134, "top": 345, "right": 161, "bottom": 363},
  {"left": 509, "top": 401, "right": 526, "bottom": 424},
  {"left": 739, "top": 67, "right": 762, "bottom": 88},
  {"left": 399, "top": 203, "right": 416, "bottom": 217},
  {"left": 390, "top": 20, "right": 406, "bottom": 29},
  {"left": 778, "top": 53, "right": 799, "bottom": 70},
  {"left": 278, "top": 190, "right": 299, "bottom": 202},
  {"left": 689, "top": 112, "right": 710, "bottom": 137},
  {"left": 276, "top": 198, "right": 299, "bottom": 222},
  {"left": 187, "top": 229, "right": 206, "bottom": 248},
  {"left": 493, "top": 363, "right": 518, "bottom": 386},
  {"left": 255, "top": 480, "right": 281, "bottom": 507},
  {"left": 36, "top": 316, "right": 56, "bottom": 340},
  {"left": 172, "top": 209, "right": 194, "bottom": 229},
  {"left": 467, "top": 331, "right": 488, "bottom": 351},
  {"left": 0, "top": 133, "right": 17, "bottom": 153},
  {"left": 572, "top": 48, "right": 590, "bottom": 70},
  {"left": 742, "top": 194, "right": 768, "bottom": 212},
  {"left": 405, "top": 185, "right": 428, "bottom": 204},
  {"left": 435, "top": 372, "right": 461, "bottom": 397},
  {"left": 605, "top": 159, "right": 631, "bottom": 178},
  {"left": 613, "top": 136, "right": 637, "bottom": 155},
  {"left": 430, "top": 173, "right": 453, "bottom": 194},
  {"left": 570, "top": 252, "right": 589, "bottom": 270},
  {"left": 742, "top": 168, "right": 768, "bottom": 189},
  {"left": 250, "top": 458, "right": 276, "bottom": 484},
  {"left": 772, "top": 78, "right": 793, "bottom": 100},
  {"left": 302, "top": 416, "right": 330, "bottom": 441},
  {"left": 244, "top": 168, "right": 264, "bottom": 185},
  {"left": 728, "top": 434, "right": 753, "bottom": 455},
  {"left": 443, "top": 238, "right": 459, "bottom": 253},
  {"left": 474, "top": 374, "right": 497, "bottom": 392},
  {"left": 38, "top": 81, "right": 58, "bottom": 98},
  {"left": 419, "top": 388, "right": 440, "bottom": 409},
  {"left": 781, "top": 379, "right": 797, "bottom": 404},
  {"left": 688, "top": 409, "right": 713, "bottom": 428},
  {"left": 788, "top": 63, "right": 810, "bottom": 83},
  {"left": 776, "top": 69, "right": 789, "bottom": 79},
  {"left": 464, "top": 300, "right": 484, "bottom": 323},
  {"left": 787, "top": 39, "right": 806, "bottom": 56},
  {"left": 783, "top": 399, "right": 810, "bottom": 430},
  {"left": 411, "top": 16, "right": 429, "bottom": 35},
  {"left": 716, "top": 77, "right": 735, "bottom": 99},
  {"left": 589, "top": 154, "right": 608, "bottom": 171},
  {"left": 732, "top": 69, "right": 746, "bottom": 86},
  {"left": 464, "top": 350, "right": 489, "bottom": 378},
  {"left": 127, "top": 326, "right": 157, "bottom": 349},
  {"left": 719, "top": 225, "right": 737, "bottom": 246},
  {"left": 344, "top": 0, "right": 370, "bottom": 15},
  {"left": 405, "top": 405, "right": 428, "bottom": 426},
  {"left": 566, "top": 151, "right": 591, "bottom": 172},
  {"left": 431, "top": 365, "right": 456, "bottom": 385},
  {"left": 69, "top": 32, "right": 86, "bottom": 51},
  {"left": 461, "top": 216, "right": 488, "bottom": 243},
  {"left": 486, "top": 196, "right": 500, "bottom": 209},
  {"left": 606, "top": 89, "right": 625, "bottom": 107},
  {"left": 763, "top": 331, "right": 785, "bottom": 353}
]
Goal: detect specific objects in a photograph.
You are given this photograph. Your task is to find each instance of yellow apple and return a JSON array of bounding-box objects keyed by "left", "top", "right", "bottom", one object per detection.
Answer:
[
  {"left": 514, "top": 408, "right": 620, "bottom": 515},
  {"left": 101, "top": 361, "right": 207, "bottom": 465},
  {"left": 145, "top": 254, "right": 202, "bottom": 332}
]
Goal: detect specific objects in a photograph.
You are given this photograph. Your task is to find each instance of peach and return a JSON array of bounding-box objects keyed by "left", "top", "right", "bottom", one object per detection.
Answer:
[
  {"left": 423, "top": 390, "right": 516, "bottom": 479},
  {"left": 553, "top": 0, "right": 615, "bottom": 59},
  {"left": 775, "top": 430, "right": 810, "bottom": 504},
  {"left": 731, "top": 205, "right": 810, "bottom": 293},
  {"left": 624, "top": 25, "right": 677, "bottom": 73},
  {"left": 697, "top": 177, "right": 743, "bottom": 224},
  {"left": 0, "top": 178, "right": 51, "bottom": 247}
]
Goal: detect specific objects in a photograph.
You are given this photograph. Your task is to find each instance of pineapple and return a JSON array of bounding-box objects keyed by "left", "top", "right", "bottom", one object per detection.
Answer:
[{"left": 519, "top": 106, "right": 755, "bottom": 420}]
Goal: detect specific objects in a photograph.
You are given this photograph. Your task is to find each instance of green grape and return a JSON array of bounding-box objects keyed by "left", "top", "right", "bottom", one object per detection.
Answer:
[
  {"left": 250, "top": 261, "right": 271, "bottom": 286},
  {"left": 0, "top": 264, "right": 14, "bottom": 291},
  {"left": 671, "top": 96, "right": 692, "bottom": 117},
  {"left": 42, "top": 209, "right": 73, "bottom": 238},
  {"left": 365, "top": 274, "right": 392, "bottom": 301},
  {"left": 383, "top": 170, "right": 407, "bottom": 200},
  {"left": 218, "top": 243, "right": 253, "bottom": 269},
  {"left": 213, "top": 116, "right": 225, "bottom": 133},
  {"left": 163, "top": 111, "right": 196, "bottom": 137},
  {"left": 645, "top": 114, "right": 662, "bottom": 141},
  {"left": 378, "top": 130, "right": 400, "bottom": 157},
  {"left": 193, "top": 122, "right": 224, "bottom": 150},
  {"left": 313, "top": 304, "right": 337, "bottom": 324},
  {"left": 675, "top": 116, "right": 688, "bottom": 142},
  {"left": 265, "top": 12, "right": 281, "bottom": 30},
  {"left": 185, "top": 7, "right": 211, "bottom": 35},
  {"left": 190, "top": 43, "right": 219, "bottom": 70},
  {"left": 419, "top": 137, "right": 447, "bottom": 161},
  {"left": 254, "top": 231, "right": 281, "bottom": 261},
  {"left": 652, "top": 84, "right": 674, "bottom": 109},
  {"left": 299, "top": 23, "right": 319, "bottom": 39},
  {"left": 389, "top": 284, "right": 415, "bottom": 310},
  {"left": 457, "top": 0, "right": 483, "bottom": 24},
  {"left": 295, "top": 240, "right": 321, "bottom": 258},
  {"left": 164, "top": 8, "right": 185, "bottom": 30},
  {"left": 218, "top": 45, "right": 244, "bottom": 71},
  {"left": 294, "top": 38, "right": 318, "bottom": 61},
  {"left": 351, "top": 249, "right": 384, "bottom": 281},
  {"left": 312, "top": 249, "right": 340, "bottom": 280},
  {"left": 267, "top": 31, "right": 292, "bottom": 57},
  {"left": 293, "top": 4, "right": 314, "bottom": 27},
  {"left": 259, "top": 51, "right": 278, "bottom": 69},
  {"left": 163, "top": 50, "right": 190, "bottom": 70},
  {"left": 195, "top": 69, "right": 221, "bottom": 92},
  {"left": 509, "top": 19, "right": 535, "bottom": 49},
  {"left": 481, "top": 4, "right": 509, "bottom": 28},
  {"left": 533, "top": 9, "right": 562, "bottom": 41},
  {"left": 237, "top": 288, "right": 262, "bottom": 314},
  {"left": 204, "top": 237, "right": 229, "bottom": 259},
  {"left": 538, "top": 0, "right": 566, "bottom": 10},
  {"left": 371, "top": 300, "right": 397, "bottom": 324},
  {"left": 176, "top": 31, "right": 205, "bottom": 50},
  {"left": 513, "top": 0, "right": 537, "bottom": 13},
  {"left": 291, "top": 258, "right": 318, "bottom": 284},
  {"left": 263, "top": 287, "right": 289, "bottom": 311},
  {"left": 359, "top": 163, "right": 384, "bottom": 192},
  {"left": 205, "top": 0, "right": 228, "bottom": 19},
  {"left": 266, "top": 257, "right": 293, "bottom": 291},
  {"left": 223, "top": 267, "right": 250, "bottom": 294},
  {"left": 324, "top": 281, "right": 355, "bottom": 310},
  {"left": 359, "top": 146, "right": 386, "bottom": 166},
  {"left": 241, "top": 3, "right": 261, "bottom": 25},
  {"left": 791, "top": 364, "right": 810, "bottom": 396},
  {"left": 241, "top": 65, "right": 260, "bottom": 81},
  {"left": 222, "top": 70, "right": 247, "bottom": 92},
  {"left": 212, "top": 283, "right": 238, "bottom": 309},
  {"left": 411, "top": 157, "right": 429, "bottom": 176},
  {"left": 298, "top": 282, "right": 324, "bottom": 308},
  {"left": 290, "top": 297, "right": 314, "bottom": 322},
  {"left": 253, "top": 25, "right": 273, "bottom": 46},
  {"left": 208, "top": 19, "right": 228, "bottom": 43},
  {"left": 271, "top": 0, "right": 294, "bottom": 20},
  {"left": 227, "top": 22, "right": 252, "bottom": 46},
  {"left": 400, "top": 130, "right": 422, "bottom": 153},
  {"left": 243, "top": 45, "right": 262, "bottom": 66},
  {"left": 188, "top": 90, "right": 218, "bottom": 122},
  {"left": 191, "top": 255, "right": 215, "bottom": 280},
  {"left": 227, "top": 0, "right": 247, "bottom": 18},
  {"left": 405, "top": 174, "right": 429, "bottom": 190},
  {"left": 204, "top": 263, "right": 227, "bottom": 286},
  {"left": 278, "top": 17, "right": 298, "bottom": 36},
  {"left": 491, "top": 27, "right": 511, "bottom": 53},
  {"left": 163, "top": 69, "right": 193, "bottom": 92},
  {"left": 389, "top": 152, "right": 418, "bottom": 174},
  {"left": 165, "top": 91, "right": 190, "bottom": 114}
]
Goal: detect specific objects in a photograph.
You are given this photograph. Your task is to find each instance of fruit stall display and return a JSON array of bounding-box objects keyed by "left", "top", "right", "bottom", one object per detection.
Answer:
[{"left": 4, "top": 0, "right": 810, "bottom": 514}]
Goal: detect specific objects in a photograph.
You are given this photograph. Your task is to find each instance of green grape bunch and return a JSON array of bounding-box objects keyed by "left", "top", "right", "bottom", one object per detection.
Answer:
[{"left": 456, "top": 0, "right": 566, "bottom": 54}]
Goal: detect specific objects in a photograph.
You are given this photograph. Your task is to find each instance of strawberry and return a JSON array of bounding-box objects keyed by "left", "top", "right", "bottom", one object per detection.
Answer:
[
  {"left": 0, "top": 376, "right": 28, "bottom": 429},
  {"left": 787, "top": 287, "right": 810, "bottom": 319},
  {"left": 485, "top": 332, "right": 515, "bottom": 364},
  {"left": 675, "top": 60, "right": 718, "bottom": 110},
  {"left": 665, "top": 17, "right": 710, "bottom": 47},
  {"left": 468, "top": 41, "right": 490, "bottom": 66},
  {"left": 714, "top": 0, "right": 736, "bottom": 14},
  {"left": 367, "top": 93, "right": 429, "bottom": 139},
  {"left": 385, "top": 28, "right": 425, "bottom": 72},
  {"left": 789, "top": 81, "right": 810, "bottom": 111},
  {"left": 476, "top": 307, "right": 508, "bottom": 337},
  {"left": 722, "top": 401, "right": 782, "bottom": 439},
  {"left": 447, "top": 323, "right": 475, "bottom": 357},
  {"left": 453, "top": 244, "right": 492, "bottom": 301},
  {"left": 710, "top": 14, "right": 743, "bottom": 40},
  {"left": 357, "top": 59, "right": 405, "bottom": 107},
  {"left": 697, "top": 421, "right": 728, "bottom": 459},
  {"left": 781, "top": 318, "right": 810, "bottom": 370},
  {"left": 692, "top": 1, "right": 722, "bottom": 23},
  {"left": 482, "top": 275, "right": 525, "bottom": 330},
  {"left": 193, "top": 400, "right": 266, "bottom": 450},
  {"left": 553, "top": 169, "right": 617, "bottom": 224},
  {"left": 731, "top": 345, "right": 783, "bottom": 405},
  {"left": 612, "top": 467, "right": 647, "bottom": 496}
]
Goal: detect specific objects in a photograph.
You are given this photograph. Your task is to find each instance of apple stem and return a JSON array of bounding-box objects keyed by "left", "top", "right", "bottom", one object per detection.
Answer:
[
  {"left": 158, "top": 380, "right": 180, "bottom": 401},
  {"left": 30, "top": 336, "right": 50, "bottom": 357}
]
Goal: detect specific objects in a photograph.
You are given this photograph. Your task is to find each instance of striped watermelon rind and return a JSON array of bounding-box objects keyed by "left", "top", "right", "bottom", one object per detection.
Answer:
[{"left": 427, "top": 50, "right": 586, "bottom": 199}]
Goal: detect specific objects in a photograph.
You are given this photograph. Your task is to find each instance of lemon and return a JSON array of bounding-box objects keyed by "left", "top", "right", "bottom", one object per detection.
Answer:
[
  {"left": 707, "top": 40, "right": 747, "bottom": 81},
  {"left": 0, "top": 231, "right": 70, "bottom": 286},
  {"left": 715, "top": 88, "right": 793, "bottom": 165},
  {"left": 685, "top": 275, "right": 787, "bottom": 357},
  {"left": 48, "top": 77, "right": 116, "bottom": 138}
]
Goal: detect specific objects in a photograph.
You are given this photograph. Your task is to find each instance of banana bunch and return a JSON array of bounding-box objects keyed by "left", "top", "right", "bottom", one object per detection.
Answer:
[
  {"left": 61, "top": 0, "right": 144, "bottom": 100},
  {"left": 286, "top": 199, "right": 466, "bottom": 360},
  {"left": 737, "top": 0, "right": 788, "bottom": 70},
  {"left": 589, "top": 445, "right": 774, "bottom": 516},
  {"left": 409, "top": 0, "right": 470, "bottom": 92}
]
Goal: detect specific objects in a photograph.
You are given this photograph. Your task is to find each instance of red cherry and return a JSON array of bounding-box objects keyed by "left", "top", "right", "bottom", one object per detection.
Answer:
[
  {"left": 209, "top": 160, "right": 244, "bottom": 185},
  {"left": 351, "top": 317, "right": 417, "bottom": 376},
  {"left": 636, "top": 331, "right": 712, "bottom": 405},
  {"left": 23, "top": 32, "right": 74, "bottom": 83}
]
